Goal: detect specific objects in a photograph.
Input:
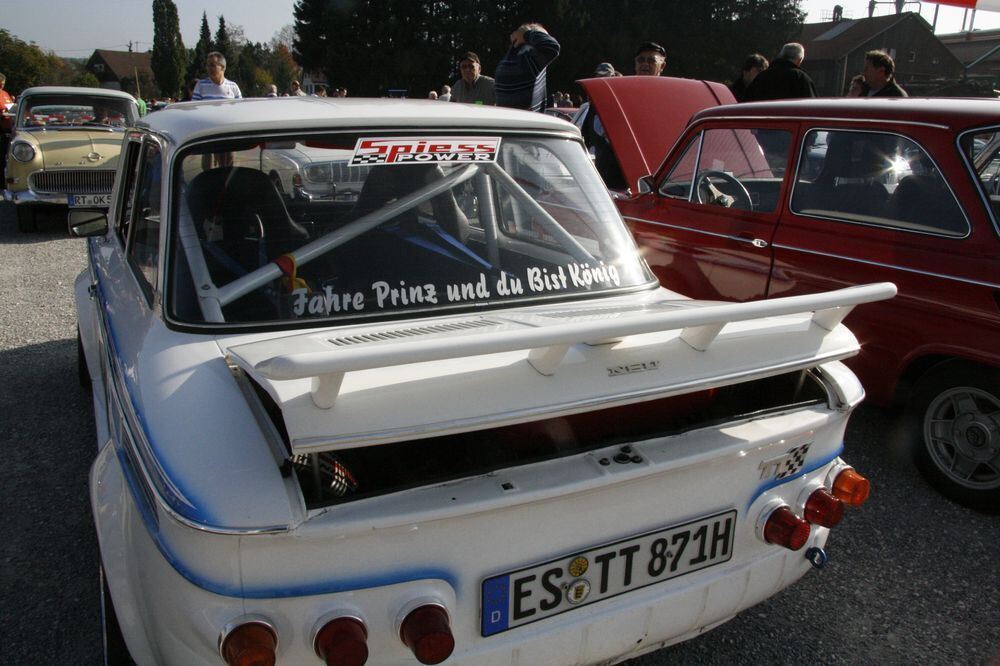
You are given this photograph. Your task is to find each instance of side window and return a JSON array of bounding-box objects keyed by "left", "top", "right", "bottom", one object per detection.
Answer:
[
  {"left": 127, "top": 143, "right": 162, "bottom": 297},
  {"left": 965, "top": 129, "right": 1000, "bottom": 222},
  {"left": 792, "top": 129, "right": 968, "bottom": 237},
  {"left": 660, "top": 128, "right": 790, "bottom": 213},
  {"left": 116, "top": 139, "right": 143, "bottom": 244}
]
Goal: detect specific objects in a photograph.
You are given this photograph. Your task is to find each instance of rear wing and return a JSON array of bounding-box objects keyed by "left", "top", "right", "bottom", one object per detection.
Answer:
[{"left": 227, "top": 283, "right": 895, "bottom": 453}]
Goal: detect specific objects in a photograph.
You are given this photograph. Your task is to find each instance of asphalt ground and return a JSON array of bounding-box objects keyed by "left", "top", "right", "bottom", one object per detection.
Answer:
[{"left": 0, "top": 201, "right": 996, "bottom": 665}]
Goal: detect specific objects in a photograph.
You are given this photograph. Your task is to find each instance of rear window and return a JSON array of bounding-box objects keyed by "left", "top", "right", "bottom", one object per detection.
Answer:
[
  {"left": 167, "top": 132, "right": 654, "bottom": 327},
  {"left": 18, "top": 94, "right": 136, "bottom": 128},
  {"left": 791, "top": 129, "right": 968, "bottom": 237}
]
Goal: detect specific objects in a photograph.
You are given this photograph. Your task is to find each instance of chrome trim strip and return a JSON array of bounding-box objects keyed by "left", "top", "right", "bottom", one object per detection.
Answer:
[
  {"left": 771, "top": 242, "right": 1000, "bottom": 290},
  {"left": 696, "top": 114, "right": 951, "bottom": 131},
  {"left": 624, "top": 214, "right": 762, "bottom": 246}
]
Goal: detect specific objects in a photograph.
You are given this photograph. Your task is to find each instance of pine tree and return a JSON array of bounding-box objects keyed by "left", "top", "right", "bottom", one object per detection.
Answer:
[
  {"left": 150, "top": 0, "right": 188, "bottom": 98},
  {"left": 215, "top": 15, "right": 235, "bottom": 68},
  {"left": 186, "top": 12, "right": 213, "bottom": 83}
]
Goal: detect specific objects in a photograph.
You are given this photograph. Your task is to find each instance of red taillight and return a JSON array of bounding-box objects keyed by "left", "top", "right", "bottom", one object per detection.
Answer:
[
  {"left": 763, "top": 505, "right": 811, "bottom": 551},
  {"left": 832, "top": 468, "right": 871, "bottom": 506},
  {"left": 314, "top": 616, "right": 368, "bottom": 666},
  {"left": 221, "top": 621, "right": 277, "bottom": 666},
  {"left": 804, "top": 487, "right": 845, "bottom": 528},
  {"left": 400, "top": 604, "right": 455, "bottom": 665}
]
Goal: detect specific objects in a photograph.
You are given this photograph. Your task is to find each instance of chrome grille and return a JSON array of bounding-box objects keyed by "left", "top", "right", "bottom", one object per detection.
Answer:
[
  {"left": 29, "top": 169, "right": 116, "bottom": 194},
  {"left": 328, "top": 318, "right": 501, "bottom": 346}
]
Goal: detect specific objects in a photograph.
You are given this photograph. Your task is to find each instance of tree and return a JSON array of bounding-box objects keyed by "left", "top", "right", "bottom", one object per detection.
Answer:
[
  {"left": 151, "top": 0, "right": 188, "bottom": 98},
  {"left": 186, "top": 11, "right": 212, "bottom": 83},
  {"left": 214, "top": 15, "right": 235, "bottom": 67},
  {"left": 0, "top": 29, "right": 56, "bottom": 93}
]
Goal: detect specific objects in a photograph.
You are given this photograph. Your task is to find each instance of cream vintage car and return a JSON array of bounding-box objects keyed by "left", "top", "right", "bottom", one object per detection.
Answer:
[
  {"left": 4, "top": 86, "right": 138, "bottom": 232},
  {"left": 71, "top": 96, "right": 893, "bottom": 665}
]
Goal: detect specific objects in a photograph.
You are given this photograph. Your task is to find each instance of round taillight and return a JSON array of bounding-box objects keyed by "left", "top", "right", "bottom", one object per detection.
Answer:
[
  {"left": 314, "top": 616, "right": 368, "bottom": 666},
  {"left": 763, "top": 505, "right": 811, "bottom": 551},
  {"left": 804, "top": 487, "right": 845, "bottom": 528},
  {"left": 220, "top": 621, "right": 277, "bottom": 666},
  {"left": 400, "top": 604, "right": 455, "bottom": 665},
  {"left": 832, "top": 467, "right": 871, "bottom": 506}
]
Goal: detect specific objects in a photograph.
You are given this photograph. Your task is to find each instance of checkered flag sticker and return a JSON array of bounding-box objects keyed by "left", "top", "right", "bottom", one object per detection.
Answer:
[
  {"left": 350, "top": 153, "right": 387, "bottom": 165},
  {"left": 775, "top": 443, "right": 811, "bottom": 479}
]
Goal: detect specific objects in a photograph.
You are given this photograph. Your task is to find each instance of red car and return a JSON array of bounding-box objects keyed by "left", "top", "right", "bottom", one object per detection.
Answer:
[{"left": 584, "top": 77, "right": 1000, "bottom": 512}]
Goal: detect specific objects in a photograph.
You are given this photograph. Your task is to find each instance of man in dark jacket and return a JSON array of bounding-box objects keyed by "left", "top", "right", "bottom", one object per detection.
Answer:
[
  {"left": 729, "top": 53, "right": 769, "bottom": 102},
  {"left": 743, "top": 43, "right": 816, "bottom": 101},
  {"left": 495, "top": 23, "right": 560, "bottom": 111},
  {"left": 863, "top": 50, "right": 908, "bottom": 97}
]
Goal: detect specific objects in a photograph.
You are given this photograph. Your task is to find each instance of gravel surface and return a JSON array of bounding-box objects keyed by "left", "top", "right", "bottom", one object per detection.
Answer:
[{"left": 0, "top": 202, "right": 996, "bottom": 665}]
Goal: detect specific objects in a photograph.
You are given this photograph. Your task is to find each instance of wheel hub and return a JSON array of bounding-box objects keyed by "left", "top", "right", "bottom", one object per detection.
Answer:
[{"left": 953, "top": 415, "right": 996, "bottom": 462}]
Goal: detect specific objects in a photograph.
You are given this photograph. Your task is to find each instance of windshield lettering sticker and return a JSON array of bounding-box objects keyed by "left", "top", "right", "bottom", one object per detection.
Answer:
[
  {"left": 288, "top": 263, "right": 624, "bottom": 317},
  {"left": 350, "top": 137, "right": 501, "bottom": 166}
]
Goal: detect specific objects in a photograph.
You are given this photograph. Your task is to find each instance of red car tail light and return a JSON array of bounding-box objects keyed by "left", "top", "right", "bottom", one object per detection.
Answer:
[
  {"left": 220, "top": 621, "right": 277, "bottom": 666},
  {"left": 804, "top": 487, "right": 845, "bottom": 528},
  {"left": 400, "top": 603, "right": 455, "bottom": 665},
  {"left": 314, "top": 616, "right": 368, "bottom": 666},
  {"left": 832, "top": 467, "right": 871, "bottom": 506},
  {"left": 763, "top": 505, "right": 811, "bottom": 551}
]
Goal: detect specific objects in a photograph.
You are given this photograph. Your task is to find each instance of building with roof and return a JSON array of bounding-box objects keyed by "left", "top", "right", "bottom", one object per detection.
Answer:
[
  {"left": 939, "top": 28, "right": 1000, "bottom": 90},
  {"left": 798, "top": 11, "right": 964, "bottom": 95},
  {"left": 86, "top": 49, "right": 155, "bottom": 98}
]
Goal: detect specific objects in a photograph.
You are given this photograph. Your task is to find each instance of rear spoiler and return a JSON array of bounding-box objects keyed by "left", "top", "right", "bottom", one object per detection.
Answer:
[
  {"left": 227, "top": 283, "right": 895, "bottom": 452},
  {"left": 232, "top": 283, "right": 895, "bottom": 408}
]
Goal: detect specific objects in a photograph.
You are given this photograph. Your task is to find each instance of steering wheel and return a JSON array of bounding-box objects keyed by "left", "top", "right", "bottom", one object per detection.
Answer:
[{"left": 694, "top": 170, "right": 753, "bottom": 210}]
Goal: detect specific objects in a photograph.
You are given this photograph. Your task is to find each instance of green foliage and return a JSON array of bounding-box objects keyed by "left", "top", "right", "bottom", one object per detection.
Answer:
[
  {"left": 72, "top": 72, "right": 102, "bottom": 88},
  {"left": 0, "top": 29, "right": 60, "bottom": 93},
  {"left": 151, "top": 0, "right": 188, "bottom": 98},
  {"left": 215, "top": 15, "right": 235, "bottom": 67},
  {"left": 186, "top": 11, "right": 213, "bottom": 83}
]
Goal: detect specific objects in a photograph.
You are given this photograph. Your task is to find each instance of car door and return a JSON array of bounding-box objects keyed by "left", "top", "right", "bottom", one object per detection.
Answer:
[
  {"left": 769, "top": 123, "right": 996, "bottom": 404},
  {"left": 617, "top": 122, "right": 795, "bottom": 301}
]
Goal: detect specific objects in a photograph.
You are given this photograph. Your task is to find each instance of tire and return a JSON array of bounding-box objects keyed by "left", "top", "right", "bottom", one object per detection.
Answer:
[
  {"left": 16, "top": 205, "right": 36, "bottom": 232},
  {"left": 77, "top": 328, "right": 91, "bottom": 388},
  {"left": 100, "top": 566, "right": 136, "bottom": 666},
  {"left": 904, "top": 362, "right": 1000, "bottom": 513}
]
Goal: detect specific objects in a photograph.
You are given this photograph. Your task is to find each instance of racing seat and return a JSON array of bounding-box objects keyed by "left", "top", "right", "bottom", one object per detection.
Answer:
[
  {"left": 352, "top": 164, "right": 470, "bottom": 243},
  {"left": 187, "top": 167, "right": 310, "bottom": 276}
]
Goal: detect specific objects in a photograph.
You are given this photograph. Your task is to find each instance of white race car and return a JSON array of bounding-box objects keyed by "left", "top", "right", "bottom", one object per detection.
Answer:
[{"left": 71, "top": 96, "right": 893, "bottom": 666}]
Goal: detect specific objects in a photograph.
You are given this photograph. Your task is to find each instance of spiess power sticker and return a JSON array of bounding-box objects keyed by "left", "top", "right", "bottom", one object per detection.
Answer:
[{"left": 349, "top": 136, "right": 501, "bottom": 165}]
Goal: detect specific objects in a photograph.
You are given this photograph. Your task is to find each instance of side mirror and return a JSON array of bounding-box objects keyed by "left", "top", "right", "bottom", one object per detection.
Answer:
[
  {"left": 68, "top": 209, "right": 109, "bottom": 238},
  {"left": 637, "top": 175, "right": 655, "bottom": 195}
]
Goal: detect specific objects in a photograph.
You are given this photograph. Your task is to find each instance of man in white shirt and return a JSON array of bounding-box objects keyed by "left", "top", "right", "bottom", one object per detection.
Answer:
[{"left": 192, "top": 52, "right": 242, "bottom": 100}]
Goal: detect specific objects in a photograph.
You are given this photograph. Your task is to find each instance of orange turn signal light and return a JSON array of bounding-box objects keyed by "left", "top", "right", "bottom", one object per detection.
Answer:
[
  {"left": 832, "top": 468, "right": 871, "bottom": 506},
  {"left": 221, "top": 621, "right": 277, "bottom": 666}
]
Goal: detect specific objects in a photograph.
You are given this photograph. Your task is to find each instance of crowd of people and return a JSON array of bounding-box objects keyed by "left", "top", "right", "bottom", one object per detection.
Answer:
[{"left": 0, "top": 22, "right": 909, "bottom": 118}]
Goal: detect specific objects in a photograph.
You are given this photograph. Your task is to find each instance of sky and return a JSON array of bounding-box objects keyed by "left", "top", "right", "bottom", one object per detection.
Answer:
[{"left": 2, "top": 0, "right": 1000, "bottom": 58}]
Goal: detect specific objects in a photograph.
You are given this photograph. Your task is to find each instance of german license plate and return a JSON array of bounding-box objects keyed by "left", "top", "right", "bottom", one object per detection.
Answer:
[
  {"left": 68, "top": 193, "right": 112, "bottom": 207},
  {"left": 481, "top": 509, "right": 736, "bottom": 636}
]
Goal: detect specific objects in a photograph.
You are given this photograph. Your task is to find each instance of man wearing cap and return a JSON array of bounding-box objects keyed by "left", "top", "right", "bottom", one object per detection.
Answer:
[
  {"left": 578, "top": 62, "right": 626, "bottom": 190},
  {"left": 451, "top": 52, "right": 496, "bottom": 105},
  {"left": 633, "top": 42, "right": 666, "bottom": 76}
]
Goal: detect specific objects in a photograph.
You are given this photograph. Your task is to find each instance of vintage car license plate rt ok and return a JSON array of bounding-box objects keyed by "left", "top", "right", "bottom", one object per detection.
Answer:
[
  {"left": 481, "top": 509, "right": 736, "bottom": 636},
  {"left": 69, "top": 193, "right": 112, "bottom": 207}
]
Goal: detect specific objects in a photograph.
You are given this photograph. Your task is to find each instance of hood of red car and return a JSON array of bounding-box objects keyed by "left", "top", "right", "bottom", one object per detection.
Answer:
[{"left": 579, "top": 76, "right": 735, "bottom": 191}]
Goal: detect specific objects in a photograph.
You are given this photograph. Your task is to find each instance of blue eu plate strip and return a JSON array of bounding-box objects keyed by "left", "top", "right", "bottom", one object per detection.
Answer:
[{"left": 481, "top": 575, "right": 511, "bottom": 636}]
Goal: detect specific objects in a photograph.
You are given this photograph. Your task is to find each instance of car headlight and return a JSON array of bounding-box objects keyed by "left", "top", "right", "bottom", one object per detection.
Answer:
[
  {"left": 10, "top": 142, "right": 36, "bottom": 163},
  {"left": 303, "top": 164, "right": 332, "bottom": 182}
]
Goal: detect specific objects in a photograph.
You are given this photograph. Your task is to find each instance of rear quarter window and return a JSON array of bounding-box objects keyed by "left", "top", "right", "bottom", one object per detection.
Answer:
[{"left": 791, "top": 129, "right": 968, "bottom": 237}]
